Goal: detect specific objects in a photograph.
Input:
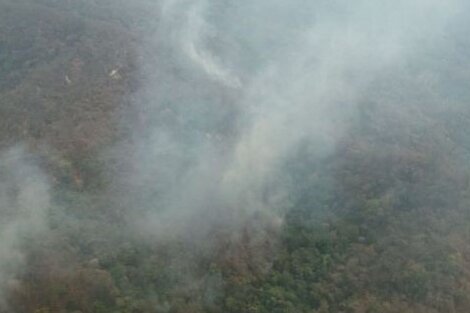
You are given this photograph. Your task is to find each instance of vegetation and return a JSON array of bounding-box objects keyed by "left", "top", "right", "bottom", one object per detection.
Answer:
[{"left": 2, "top": 1, "right": 470, "bottom": 313}]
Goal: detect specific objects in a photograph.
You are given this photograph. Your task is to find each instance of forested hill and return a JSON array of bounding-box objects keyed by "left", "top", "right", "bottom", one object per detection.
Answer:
[{"left": 2, "top": 1, "right": 470, "bottom": 313}]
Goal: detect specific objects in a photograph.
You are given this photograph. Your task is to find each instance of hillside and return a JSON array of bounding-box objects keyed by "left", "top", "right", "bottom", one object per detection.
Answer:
[{"left": 2, "top": 1, "right": 470, "bottom": 313}]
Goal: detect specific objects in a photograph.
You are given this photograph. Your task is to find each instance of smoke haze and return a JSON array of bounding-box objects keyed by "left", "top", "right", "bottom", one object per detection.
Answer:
[
  {"left": 118, "top": 0, "right": 462, "bottom": 240},
  {"left": 1, "top": 0, "right": 470, "bottom": 311},
  {"left": 0, "top": 147, "right": 50, "bottom": 310}
]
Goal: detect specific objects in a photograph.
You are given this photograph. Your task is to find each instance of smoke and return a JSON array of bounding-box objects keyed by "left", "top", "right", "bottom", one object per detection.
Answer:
[
  {"left": 0, "top": 0, "right": 465, "bottom": 311},
  {"left": 0, "top": 146, "right": 50, "bottom": 310},
  {"left": 116, "top": 0, "right": 461, "bottom": 242}
]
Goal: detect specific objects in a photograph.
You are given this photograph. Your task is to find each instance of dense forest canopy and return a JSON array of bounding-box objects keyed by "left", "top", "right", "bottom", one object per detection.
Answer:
[{"left": 1, "top": 1, "right": 470, "bottom": 312}]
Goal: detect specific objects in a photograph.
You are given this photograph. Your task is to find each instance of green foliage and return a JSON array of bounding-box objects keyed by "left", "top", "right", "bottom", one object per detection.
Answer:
[{"left": 4, "top": 1, "right": 470, "bottom": 313}]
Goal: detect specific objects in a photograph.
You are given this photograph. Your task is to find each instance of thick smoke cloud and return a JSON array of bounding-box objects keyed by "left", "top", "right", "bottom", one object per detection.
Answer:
[
  {"left": 116, "top": 0, "right": 462, "bottom": 241},
  {"left": 0, "top": 147, "right": 50, "bottom": 310}
]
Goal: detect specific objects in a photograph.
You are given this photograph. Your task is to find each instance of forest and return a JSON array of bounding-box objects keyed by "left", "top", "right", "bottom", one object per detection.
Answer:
[{"left": 1, "top": 1, "right": 470, "bottom": 312}]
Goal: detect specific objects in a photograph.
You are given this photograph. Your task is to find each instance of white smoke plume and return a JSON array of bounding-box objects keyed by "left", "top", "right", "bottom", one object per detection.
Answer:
[
  {"left": 115, "top": 0, "right": 461, "bottom": 241},
  {"left": 0, "top": 147, "right": 50, "bottom": 310}
]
